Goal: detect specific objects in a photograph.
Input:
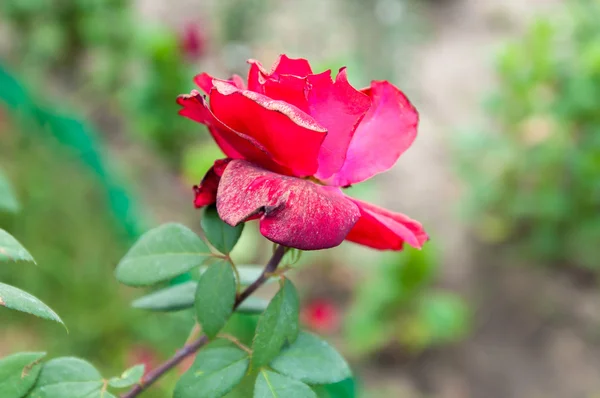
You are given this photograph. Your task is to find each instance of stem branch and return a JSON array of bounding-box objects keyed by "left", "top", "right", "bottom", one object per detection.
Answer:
[{"left": 121, "top": 245, "right": 287, "bottom": 398}]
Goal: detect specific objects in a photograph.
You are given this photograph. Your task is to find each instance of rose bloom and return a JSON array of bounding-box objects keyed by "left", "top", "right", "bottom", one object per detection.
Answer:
[{"left": 177, "top": 55, "right": 428, "bottom": 251}]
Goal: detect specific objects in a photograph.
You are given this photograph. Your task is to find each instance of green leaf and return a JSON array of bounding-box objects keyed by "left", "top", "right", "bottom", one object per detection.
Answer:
[
  {"left": 28, "top": 357, "right": 102, "bottom": 397},
  {"left": 254, "top": 370, "right": 316, "bottom": 398},
  {"left": 174, "top": 346, "right": 249, "bottom": 398},
  {"left": 236, "top": 265, "right": 277, "bottom": 286},
  {"left": 313, "top": 378, "right": 357, "bottom": 398},
  {"left": 237, "top": 297, "right": 269, "bottom": 314},
  {"left": 0, "top": 229, "right": 35, "bottom": 263},
  {"left": 0, "top": 282, "right": 63, "bottom": 325},
  {"left": 270, "top": 332, "right": 351, "bottom": 385},
  {"left": 195, "top": 260, "right": 236, "bottom": 338},
  {"left": 131, "top": 281, "right": 197, "bottom": 312},
  {"left": 251, "top": 278, "right": 299, "bottom": 368},
  {"left": 108, "top": 364, "right": 145, "bottom": 388},
  {"left": 237, "top": 265, "right": 263, "bottom": 285},
  {"left": 0, "top": 352, "right": 45, "bottom": 398},
  {"left": 0, "top": 169, "right": 19, "bottom": 213},
  {"left": 30, "top": 381, "right": 115, "bottom": 398},
  {"left": 202, "top": 205, "right": 244, "bottom": 254},
  {"left": 115, "top": 223, "right": 212, "bottom": 286},
  {"left": 132, "top": 282, "right": 269, "bottom": 314}
]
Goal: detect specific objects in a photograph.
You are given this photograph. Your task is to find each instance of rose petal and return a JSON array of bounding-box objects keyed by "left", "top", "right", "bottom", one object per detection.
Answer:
[
  {"left": 248, "top": 55, "right": 312, "bottom": 80},
  {"left": 209, "top": 81, "right": 327, "bottom": 177},
  {"left": 216, "top": 160, "right": 360, "bottom": 250},
  {"left": 194, "top": 73, "right": 246, "bottom": 95},
  {"left": 271, "top": 54, "right": 313, "bottom": 76},
  {"left": 308, "top": 69, "right": 371, "bottom": 180},
  {"left": 193, "top": 159, "right": 230, "bottom": 208},
  {"left": 261, "top": 74, "right": 311, "bottom": 113},
  {"left": 344, "top": 197, "right": 428, "bottom": 250},
  {"left": 194, "top": 73, "right": 214, "bottom": 94},
  {"left": 177, "top": 90, "right": 291, "bottom": 174},
  {"left": 328, "top": 81, "right": 419, "bottom": 187},
  {"left": 245, "top": 67, "right": 370, "bottom": 179}
]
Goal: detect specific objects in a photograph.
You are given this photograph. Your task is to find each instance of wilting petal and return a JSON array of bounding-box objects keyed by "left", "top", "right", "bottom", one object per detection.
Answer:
[
  {"left": 216, "top": 160, "right": 360, "bottom": 250},
  {"left": 194, "top": 73, "right": 245, "bottom": 95},
  {"left": 209, "top": 81, "right": 327, "bottom": 177},
  {"left": 344, "top": 197, "right": 428, "bottom": 250},
  {"left": 309, "top": 69, "right": 370, "bottom": 180},
  {"left": 177, "top": 90, "right": 291, "bottom": 174},
  {"left": 193, "top": 159, "right": 231, "bottom": 208},
  {"left": 328, "top": 81, "right": 419, "bottom": 187}
]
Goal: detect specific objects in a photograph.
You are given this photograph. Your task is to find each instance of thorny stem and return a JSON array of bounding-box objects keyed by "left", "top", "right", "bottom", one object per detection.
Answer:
[{"left": 121, "top": 245, "right": 288, "bottom": 398}]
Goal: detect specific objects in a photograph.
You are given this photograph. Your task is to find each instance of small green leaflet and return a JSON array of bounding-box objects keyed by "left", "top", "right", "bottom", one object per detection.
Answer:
[
  {"left": 202, "top": 205, "right": 244, "bottom": 254},
  {"left": 251, "top": 278, "right": 300, "bottom": 368},
  {"left": 0, "top": 282, "right": 64, "bottom": 325},
  {"left": 270, "top": 332, "right": 351, "bottom": 385},
  {"left": 312, "top": 378, "right": 357, "bottom": 398},
  {"left": 28, "top": 357, "right": 103, "bottom": 398},
  {"left": 0, "top": 169, "right": 19, "bottom": 213},
  {"left": 31, "top": 381, "right": 116, "bottom": 398},
  {"left": 0, "top": 229, "right": 35, "bottom": 263},
  {"left": 131, "top": 280, "right": 270, "bottom": 313},
  {"left": 174, "top": 345, "right": 249, "bottom": 398},
  {"left": 0, "top": 352, "right": 45, "bottom": 398},
  {"left": 131, "top": 281, "right": 197, "bottom": 312},
  {"left": 115, "top": 223, "right": 213, "bottom": 287},
  {"left": 195, "top": 260, "right": 236, "bottom": 339},
  {"left": 254, "top": 370, "right": 316, "bottom": 398},
  {"left": 237, "top": 296, "right": 269, "bottom": 314},
  {"left": 108, "top": 364, "right": 145, "bottom": 388}
]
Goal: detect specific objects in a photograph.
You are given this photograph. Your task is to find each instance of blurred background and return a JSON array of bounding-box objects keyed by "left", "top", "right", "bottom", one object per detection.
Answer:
[{"left": 1, "top": 0, "right": 600, "bottom": 396}]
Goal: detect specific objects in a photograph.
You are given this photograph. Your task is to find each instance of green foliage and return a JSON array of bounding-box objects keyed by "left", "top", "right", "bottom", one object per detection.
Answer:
[
  {"left": 455, "top": 0, "right": 600, "bottom": 269},
  {"left": 174, "top": 345, "right": 250, "bottom": 398},
  {"left": 254, "top": 370, "right": 316, "bottom": 398},
  {"left": 0, "top": 170, "right": 63, "bottom": 326},
  {"left": 132, "top": 281, "right": 198, "bottom": 312},
  {"left": 251, "top": 278, "right": 300, "bottom": 368},
  {"left": 195, "top": 260, "right": 237, "bottom": 338},
  {"left": 312, "top": 378, "right": 356, "bottom": 398},
  {"left": 0, "top": 353, "right": 144, "bottom": 398},
  {"left": 108, "top": 364, "right": 145, "bottom": 389},
  {"left": 0, "top": 228, "right": 35, "bottom": 263},
  {"left": 0, "top": 282, "right": 63, "bottom": 325},
  {"left": 0, "top": 352, "right": 45, "bottom": 398},
  {"left": 115, "top": 223, "right": 212, "bottom": 286},
  {"left": 202, "top": 205, "right": 245, "bottom": 255},
  {"left": 270, "top": 332, "right": 351, "bottom": 385},
  {"left": 236, "top": 297, "right": 269, "bottom": 315},
  {"left": 29, "top": 357, "right": 102, "bottom": 395},
  {"left": 0, "top": 127, "right": 183, "bottom": 398},
  {"left": 344, "top": 246, "right": 471, "bottom": 356},
  {"left": 130, "top": 269, "right": 271, "bottom": 313},
  {"left": 0, "top": 169, "right": 20, "bottom": 213}
]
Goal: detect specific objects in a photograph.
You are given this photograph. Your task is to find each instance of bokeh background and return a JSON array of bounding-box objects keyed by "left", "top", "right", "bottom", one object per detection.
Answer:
[{"left": 2, "top": 0, "right": 600, "bottom": 397}]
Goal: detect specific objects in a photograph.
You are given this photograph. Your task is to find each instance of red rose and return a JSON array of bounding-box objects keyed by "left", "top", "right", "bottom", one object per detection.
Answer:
[{"left": 177, "top": 55, "right": 428, "bottom": 251}]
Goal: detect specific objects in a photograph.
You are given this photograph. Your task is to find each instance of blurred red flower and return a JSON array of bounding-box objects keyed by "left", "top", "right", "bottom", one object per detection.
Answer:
[
  {"left": 178, "top": 55, "right": 428, "bottom": 251},
  {"left": 301, "top": 299, "right": 340, "bottom": 334},
  {"left": 180, "top": 22, "right": 206, "bottom": 60}
]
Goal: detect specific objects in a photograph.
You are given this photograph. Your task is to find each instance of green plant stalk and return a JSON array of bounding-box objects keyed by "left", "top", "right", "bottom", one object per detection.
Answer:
[{"left": 121, "top": 245, "right": 287, "bottom": 398}]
